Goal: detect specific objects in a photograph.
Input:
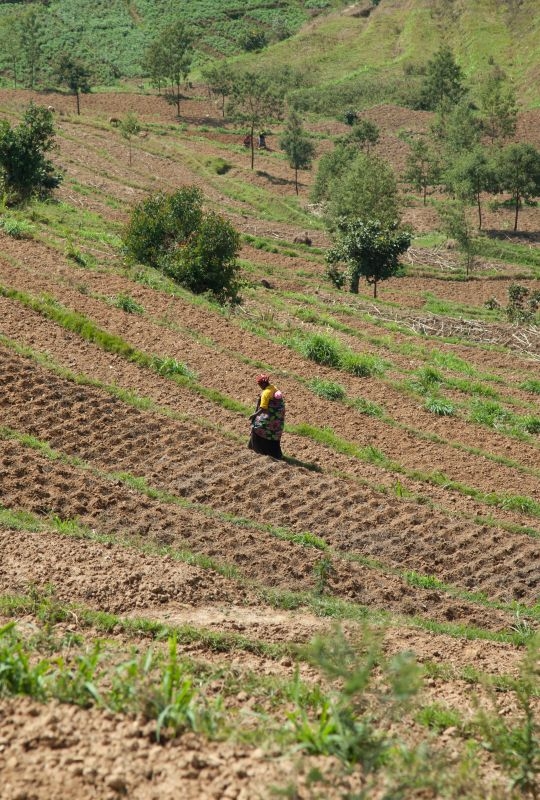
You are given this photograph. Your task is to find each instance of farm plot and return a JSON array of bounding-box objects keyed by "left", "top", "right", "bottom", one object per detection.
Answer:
[{"left": 0, "top": 88, "right": 539, "bottom": 799}]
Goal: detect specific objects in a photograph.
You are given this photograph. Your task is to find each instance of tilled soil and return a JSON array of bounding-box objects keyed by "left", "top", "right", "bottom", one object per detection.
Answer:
[{"left": 1, "top": 87, "right": 539, "bottom": 800}]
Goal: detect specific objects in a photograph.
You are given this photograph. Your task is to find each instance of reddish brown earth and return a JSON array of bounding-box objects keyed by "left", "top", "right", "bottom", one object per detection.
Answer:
[{"left": 0, "top": 87, "right": 539, "bottom": 799}]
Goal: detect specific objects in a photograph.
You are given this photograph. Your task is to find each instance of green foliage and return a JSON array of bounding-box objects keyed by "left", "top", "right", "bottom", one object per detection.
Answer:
[
  {"left": 424, "top": 396, "right": 455, "bottom": 416},
  {"left": 143, "top": 20, "right": 193, "bottom": 115},
  {"left": 340, "top": 118, "right": 380, "bottom": 153},
  {"left": 123, "top": 186, "right": 203, "bottom": 268},
  {"left": 326, "top": 218, "right": 411, "bottom": 296},
  {"left": 403, "top": 136, "right": 441, "bottom": 205},
  {"left": 123, "top": 187, "right": 241, "bottom": 303},
  {"left": 437, "top": 199, "right": 478, "bottom": 275},
  {"left": 495, "top": 143, "right": 540, "bottom": 232},
  {"left": 0, "top": 103, "right": 62, "bottom": 205},
  {"left": 476, "top": 63, "right": 518, "bottom": 144},
  {"left": 0, "top": 215, "right": 34, "bottom": 239},
  {"left": 322, "top": 152, "right": 401, "bottom": 229},
  {"left": 54, "top": 53, "right": 91, "bottom": 115},
  {"left": 506, "top": 283, "right": 540, "bottom": 324},
  {"left": 165, "top": 211, "right": 242, "bottom": 304},
  {"left": 119, "top": 112, "right": 141, "bottom": 166},
  {"left": 308, "top": 378, "right": 346, "bottom": 401},
  {"left": 417, "top": 46, "right": 465, "bottom": 111},
  {"left": 474, "top": 635, "right": 539, "bottom": 798},
  {"left": 339, "top": 351, "right": 386, "bottom": 378},
  {"left": 443, "top": 147, "right": 495, "bottom": 229},
  {"left": 279, "top": 110, "right": 315, "bottom": 194},
  {"left": 298, "top": 332, "right": 342, "bottom": 368},
  {"left": 520, "top": 379, "right": 540, "bottom": 395},
  {"left": 110, "top": 294, "right": 145, "bottom": 315},
  {"left": 202, "top": 61, "right": 235, "bottom": 117},
  {"left": 227, "top": 72, "right": 284, "bottom": 170},
  {"left": 416, "top": 702, "right": 463, "bottom": 732}
]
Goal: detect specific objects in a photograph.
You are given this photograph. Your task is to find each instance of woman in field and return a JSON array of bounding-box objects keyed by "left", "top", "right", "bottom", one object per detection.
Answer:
[{"left": 248, "top": 374, "right": 285, "bottom": 460}]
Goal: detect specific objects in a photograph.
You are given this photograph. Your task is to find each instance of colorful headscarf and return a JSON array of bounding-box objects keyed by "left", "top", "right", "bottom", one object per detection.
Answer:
[{"left": 256, "top": 373, "right": 270, "bottom": 386}]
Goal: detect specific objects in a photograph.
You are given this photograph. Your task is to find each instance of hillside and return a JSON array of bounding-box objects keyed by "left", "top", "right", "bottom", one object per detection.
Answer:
[
  {"left": 1, "top": 0, "right": 540, "bottom": 108},
  {"left": 0, "top": 83, "right": 539, "bottom": 798}
]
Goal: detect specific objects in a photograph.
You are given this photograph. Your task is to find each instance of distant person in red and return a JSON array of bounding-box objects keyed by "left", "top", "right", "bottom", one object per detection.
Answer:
[{"left": 248, "top": 374, "right": 285, "bottom": 460}]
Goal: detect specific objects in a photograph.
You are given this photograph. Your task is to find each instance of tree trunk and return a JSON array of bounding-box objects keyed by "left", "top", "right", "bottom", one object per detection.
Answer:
[
  {"left": 295, "top": 167, "right": 298, "bottom": 195},
  {"left": 423, "top": 183, "right": 427, "bottom": 206},
  {"left": 76, "top": 91, "right": 80, "bottom": 115},
  {"left": 128, "top": 140, "right": 132, "bottom": 166},
  {"left": 373, "top": 280, "right": 378, "bottom": 299},
  {"left": 250, "top": 124, "right": 255, "bottom": 170},
  {"left": 514, "top": 191, "right": 520, "bottom": 232},
  {"left": 350, "top": 272, "right": 360, "bottom": 294},
  {"left": 476, "top": 192, "right": 482, "bottom": 230}
]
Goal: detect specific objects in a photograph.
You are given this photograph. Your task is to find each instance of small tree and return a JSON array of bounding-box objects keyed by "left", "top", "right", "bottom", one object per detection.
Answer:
[
  {"left": 477, "top": 64, "right": 517, "bottom": 145},
  {"left": 120, "top": 112, "right": 141, "bottom": 165},
  {"left": 438, "top": 199, "right": 478, "bottom": 276},
  {"left": 443, "top": 147, "right": 495, "bottom": 229},
  {"left": 227, "top": 72, "right": 283, "bottom": 169},
  {"left": 279, "top": 110, "right": 315, "bottom": 194},
  {"left": 0, "top": 103, "right": 62, "bottom": 204},
  {"left": 403, "top": 137, "right": 441, "bottom": 205},
  {"left": 143, "top": 20, "right": 193, "bottom": 117},
  {"left": 55, "top": 54, "right": 92, "bottom": 115},
  {"left": 202, "top": 61, "right": 235, "bottom": 117},
  {"left": 342, "top": 119, "right": 380, "bottom": 154},
  {"left": 418, "top": 46, "right": 465, "bottom": 111},
  {"left": 494, "top": 143, "right": 540, "bottom": 232},
  {"left": 325, "top": 153, "right": 401, "bottom": 229},
  {"left": 326, "top": 219, "right": 411, "bottom": 297},
  {"left": 19, "top": 7, "right": 44, "bottom": 89}
]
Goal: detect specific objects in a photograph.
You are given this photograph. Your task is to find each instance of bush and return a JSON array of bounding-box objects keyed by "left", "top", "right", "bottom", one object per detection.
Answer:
[
  {"left": 123, "top": 187, "right": 241, "bottom": 304},
  {"left": 164, "top": 212, "right": 241, "bottom": 304},
  {"left": 339, "top": 351, "right": 386, "bottom": 378},
  {"left": 0, "top": 103, "right": 62, "bottom": 205},
  {"left": 300, "top": 333, "right": 342, "bottom": 367}
]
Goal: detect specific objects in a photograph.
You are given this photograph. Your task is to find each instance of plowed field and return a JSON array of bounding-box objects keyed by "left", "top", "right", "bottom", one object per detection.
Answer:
[{"left": 0, "top": 88, "right": 539, "bottom": 799}]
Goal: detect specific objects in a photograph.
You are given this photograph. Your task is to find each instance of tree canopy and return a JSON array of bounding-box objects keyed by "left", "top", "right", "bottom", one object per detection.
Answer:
[
  {"left": 143, "top": 20, "right": 193, "bottom": 116},
  {"left": 279, "top": 111, "right": 315, "bottom": 194}
]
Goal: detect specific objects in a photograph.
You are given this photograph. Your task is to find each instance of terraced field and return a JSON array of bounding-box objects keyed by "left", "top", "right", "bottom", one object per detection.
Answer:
[{"left": 0, "top": 87, "right": 539, "bottom": 799}]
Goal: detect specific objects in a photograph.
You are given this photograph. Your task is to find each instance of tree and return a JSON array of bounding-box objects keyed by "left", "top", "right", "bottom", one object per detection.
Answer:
[
  {"left": 311, "top": 142, "right": 357, "bottom": 205},
  {"left": 202, "top": 61, "right": 235, "bottom": 117},
  {"left": 120, "top": 112, "right": 141, "bottom": 165},
  {"left": 403, "top": 137, "right": 441, "bottom": 205},
  {"left": 495, "top": 143, "right": 540, "bottom": 231},
  {"left": 143, "top": 21, "right": 193, "bottom": 117},
  {"left": 279, "top": 111, "right": 315, "bottom": 194},
  {"left": 438, "top": 200, "right": 478, "bottom": 276},
  {"left": 341, "top": 119, "right": 380, "bottom": 154},
  {"left": 18, "top": 7, "right": 44, "bottom": 89},
  {"left": 55, "top": 54, "right": 91, "bottom": 115},
  {"left": 326, "top": 219, "right": 411, "bottom": 297},
  {"left": 122, "top": 187, "right": 241, "bottom": 304},
  {"left": 477, "top": 65, "right": 517, "bottom": 145},
  {"left": 324, "top": 152, "right": 401, "bottom": 229},
  {"left": 443, "top": 147, "right": 495, "bottom": 229},
  {"left": 418, "top": 46, "right": 465, "bottom": 111},
  {"left": 0, "top": 12, "right": 22, "bottom": 88},
  {"left": 227, "top": 72, "right": 283, "bottom": 169},
  {"left": 433, "top": 98, "right": 481, "bottom": 155},
  {"left": 0, "top": 103, "right": 62, "bottom": 205}
]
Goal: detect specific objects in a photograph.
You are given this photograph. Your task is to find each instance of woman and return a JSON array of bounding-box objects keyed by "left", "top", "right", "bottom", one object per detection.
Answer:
[{"left": 248, "top": 374, "right": 285, "bottom": 460}]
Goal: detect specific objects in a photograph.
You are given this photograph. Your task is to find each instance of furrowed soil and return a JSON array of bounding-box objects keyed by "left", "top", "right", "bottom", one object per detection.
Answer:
[{"left": 0, "top": 87, "right": 539, "bottom": 799}]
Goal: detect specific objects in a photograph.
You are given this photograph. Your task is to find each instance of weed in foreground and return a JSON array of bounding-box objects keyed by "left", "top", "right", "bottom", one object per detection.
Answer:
[{"left": 308, "top": 377, "right": 347, "bottom": 401}]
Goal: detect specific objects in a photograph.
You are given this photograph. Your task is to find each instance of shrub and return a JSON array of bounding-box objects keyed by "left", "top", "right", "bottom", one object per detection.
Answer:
[
  {"left": 164, "top": 212, "right": 241, "bottom": 304},
  {"left": 0, "top": 216, "right": 34, "bottom": 238},
  {"left": 110, "top": 294, "right": 145, "bottom": 314},
  {"left": 123, "top": 187, "right": 242, "bottom": 304}
]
